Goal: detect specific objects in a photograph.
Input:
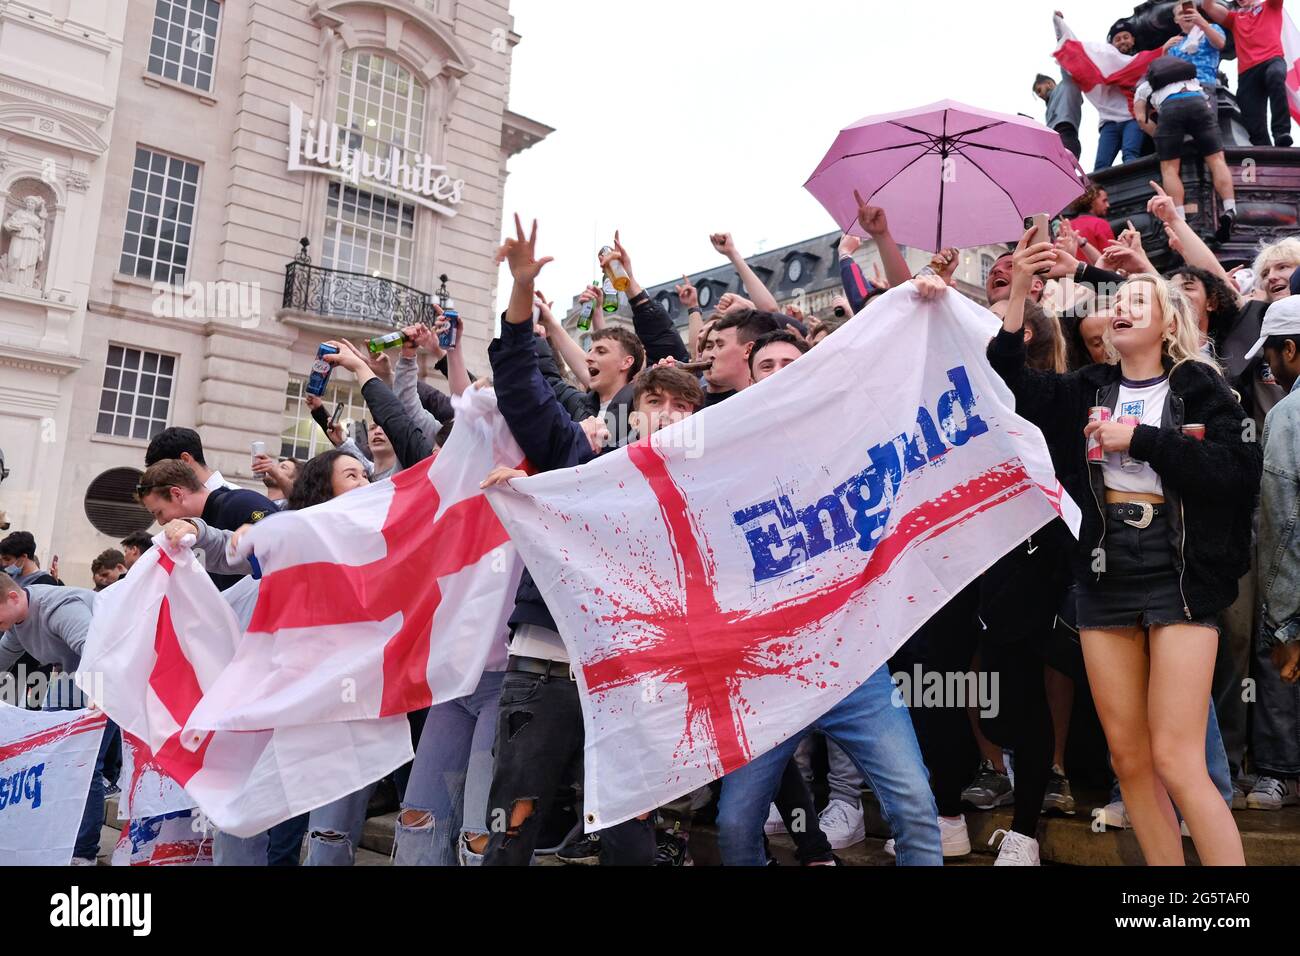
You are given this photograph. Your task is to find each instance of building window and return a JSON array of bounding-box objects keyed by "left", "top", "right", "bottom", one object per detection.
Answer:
[
  {"left": 97, "top": 345, "right": 176, "bottom": 441},
  {"left": 322, "top": 183, "right": 416, "bottom": 283},
  {"left": 147, "top": 0, "right": 221, "bottom": 93},
  {"left": 280, "top": 378, "right": 369, "bottom": 461},
  {"left": 120, "top": 147, "right": 200, "bottom": 284},
  {"left": 336, "top": 51, "right": 427, "bottom": 155},
  {"left": 980, "top": 254, "right": 996, "bottom": 286},
  {"left": 85, "top": 468, "right": 155, "bottom": 537},
  {"left": 321, "top": 51, "right": 425, "bottom": 283}
]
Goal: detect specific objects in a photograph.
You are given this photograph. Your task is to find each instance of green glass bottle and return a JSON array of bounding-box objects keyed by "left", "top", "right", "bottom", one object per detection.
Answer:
[{"left": 367, "top": 331, "right": 406, "bottom": 355}]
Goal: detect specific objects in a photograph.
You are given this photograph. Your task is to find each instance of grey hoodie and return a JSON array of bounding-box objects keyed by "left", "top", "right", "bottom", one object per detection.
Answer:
[{"left": 0, "top": 585, "right": 95, "bottom": 672}]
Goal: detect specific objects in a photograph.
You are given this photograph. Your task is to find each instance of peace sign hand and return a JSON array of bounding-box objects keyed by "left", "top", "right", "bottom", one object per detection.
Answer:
[{"left": 496, "top": 213, "right": 554, "bottom": 284}]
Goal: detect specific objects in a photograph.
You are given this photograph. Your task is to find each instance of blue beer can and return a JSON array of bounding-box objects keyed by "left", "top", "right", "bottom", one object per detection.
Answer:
[
  {"left": 306, "top": 343, "right": 339, "bottom": 397},
  {"left": 439, "top": 308, "right": 460, "bottom": 350}
]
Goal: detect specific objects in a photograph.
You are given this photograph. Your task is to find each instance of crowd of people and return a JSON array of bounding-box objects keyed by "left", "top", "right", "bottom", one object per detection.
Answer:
[
  {"left": 1037, "top": 1, "right": 1293, "bottom": 198},
  {"left": 3, "top": 1, "right": 1300, "bottom": 872}
]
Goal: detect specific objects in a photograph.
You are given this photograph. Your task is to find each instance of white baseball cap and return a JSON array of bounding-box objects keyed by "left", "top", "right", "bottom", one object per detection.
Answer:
[{"left": 1245, "top": 295, "right": 1300, "bottom": 360}]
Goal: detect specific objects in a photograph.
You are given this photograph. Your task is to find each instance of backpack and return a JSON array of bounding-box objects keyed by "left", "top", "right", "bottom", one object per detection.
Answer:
[{"left": 1146, "top": 54, "right": 1199, "bottom": 91}]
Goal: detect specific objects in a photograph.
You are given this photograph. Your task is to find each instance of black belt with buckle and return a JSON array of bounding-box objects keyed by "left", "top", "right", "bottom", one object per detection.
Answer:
[
  {"left": 1107, "top": 502, "right": 1166, "bottom": 529},
  {"left": 507, "top": 655, "right": 576, "bottom": 681}
]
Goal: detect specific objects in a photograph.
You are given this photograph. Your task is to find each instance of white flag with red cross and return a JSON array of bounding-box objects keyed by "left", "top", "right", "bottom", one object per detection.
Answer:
[
  {"left": 78, "top": 387, "right": 527, "bottom": 836},
  {"left": 486, "top": 284, "right": 1081, "bottom": 830}
]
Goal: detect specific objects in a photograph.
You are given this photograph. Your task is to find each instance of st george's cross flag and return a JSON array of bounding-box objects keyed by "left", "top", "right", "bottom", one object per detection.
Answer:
[
  {"left": 1053, "top": 13, "right": 1161, "bottom": 116},
  {"left": 1282, "top": 8, "right": 1300, "bottom": 123},
  {"left": 486, "top": 284, "right": 1081, "bottom": 830},
  {"left": 184, "top": 385, "right": 526, "bottom": 734},
  {"left": 80, "top": 542, "right": 415, "bottom": 838},
  {"left": 78, "top": 388, "right": 527, "bottom": 836},
  {"left": 0, "top": 703, "right": 106, "bottom": 865}
]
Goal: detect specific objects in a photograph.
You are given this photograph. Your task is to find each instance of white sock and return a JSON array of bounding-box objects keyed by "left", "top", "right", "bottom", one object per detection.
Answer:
[
  {"left": 1224, "top": 199, "right": 1237, "bottom": 213},
  {"left": 1175, "top": 206, "right": 1188, "bottom": 220}
]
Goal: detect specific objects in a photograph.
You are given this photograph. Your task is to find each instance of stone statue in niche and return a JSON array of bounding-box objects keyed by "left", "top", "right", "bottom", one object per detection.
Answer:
[{"left": 3, "top": 196, "right": 47, "bottom": 288}]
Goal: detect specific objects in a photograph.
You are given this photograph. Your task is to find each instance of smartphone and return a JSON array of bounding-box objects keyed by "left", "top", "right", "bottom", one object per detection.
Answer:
[
  {"left": 1024, "top": 213, "right": 1052, "bottom": 247},
  {"left": 330, "top": 403, "right": 345, "bottom": 429},
  {"left": 1179, "top": 1, "right": 1195, "bottom": 14}
]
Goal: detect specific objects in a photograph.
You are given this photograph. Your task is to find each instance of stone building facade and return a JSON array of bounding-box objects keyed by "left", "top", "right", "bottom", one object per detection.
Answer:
[{"left": 0, "top": 0, "right": 547, "bottom": 585}]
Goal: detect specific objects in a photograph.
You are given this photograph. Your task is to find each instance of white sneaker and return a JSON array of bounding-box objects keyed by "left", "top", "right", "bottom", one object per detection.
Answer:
[
  {"left": 763, "top": 803, "right": 785, "bottom": 836},
  {"left": 1093, "top": 799, "right": 1130, "bottom": 830},
  {"left": 817, "top": 799, "right": 866, "bottom": 850},
  {"left": 1246, "top": 776, "right": 1300, "bottom": 811},
  {"left": 883, "top": 814, "right": 970, "bottom": 858},
  {"left": 1095, "top": 798, "right": 1193, "bottom": 836},
  {"left": 990, "top": 829, "right": 1040, "bottom": 866},
  {"left": 69, "top": 856, "right": 97, "bottom": 866}
]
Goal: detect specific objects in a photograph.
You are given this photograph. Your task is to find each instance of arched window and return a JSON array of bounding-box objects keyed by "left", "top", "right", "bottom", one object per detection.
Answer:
[{"left": 322, "top": 51, "right": 425, "bottom": 284}]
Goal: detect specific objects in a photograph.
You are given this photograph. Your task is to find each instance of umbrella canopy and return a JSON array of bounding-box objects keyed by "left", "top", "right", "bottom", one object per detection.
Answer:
[{"left": 805, "top": 100, "right": 1089, "bottom": 253}]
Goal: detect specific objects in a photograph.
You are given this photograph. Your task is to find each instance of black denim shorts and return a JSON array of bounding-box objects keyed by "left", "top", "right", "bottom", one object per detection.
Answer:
[
  {"left": 1076, "top": 511, "right": 1219, "bottom": 633},
  {"left": 1155, "top": 93, "right": 1223, "bottom": 161}
]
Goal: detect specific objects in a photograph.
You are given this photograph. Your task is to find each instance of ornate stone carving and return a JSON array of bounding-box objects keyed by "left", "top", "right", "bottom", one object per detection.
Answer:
[{"left": 3, "top": 196, "right": 48, "bottom": 288}]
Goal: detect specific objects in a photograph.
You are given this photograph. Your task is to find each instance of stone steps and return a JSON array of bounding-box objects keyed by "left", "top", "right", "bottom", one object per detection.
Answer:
[{"left": 96, "top": 789, "right": 1300, "bottom": 866}]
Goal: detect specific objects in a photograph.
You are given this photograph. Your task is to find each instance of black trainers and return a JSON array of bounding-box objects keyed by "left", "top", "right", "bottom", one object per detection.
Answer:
[
  {"left": 1277, "top": 134, "right": 1294, "bottom": 148},
  {"left": 556, "top": 834, "right": 602, "bottom": 865},
  {"left": 654, "top": 828, "right": 693, "bottom": 867},
  {"left": 1215, "top": 208, "right": 1236, "bottom": 243}
]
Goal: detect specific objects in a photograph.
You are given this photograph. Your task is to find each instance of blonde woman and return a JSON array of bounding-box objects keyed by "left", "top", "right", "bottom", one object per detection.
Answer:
[{"left": 987, "top": 229, "right": 1262, "bottom": 866}]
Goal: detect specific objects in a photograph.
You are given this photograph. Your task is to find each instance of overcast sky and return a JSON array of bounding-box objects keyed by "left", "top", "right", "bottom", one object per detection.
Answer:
[{"left": 495, "top": 0, "right": 1256, "bottom": 310}]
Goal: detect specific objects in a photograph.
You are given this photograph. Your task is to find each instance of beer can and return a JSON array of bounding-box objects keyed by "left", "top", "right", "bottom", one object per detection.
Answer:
[
  {"left": 251, "top": 441, "right": 266, "bottom": 460},
  {"left": 439, "top": 308, "right": 460, "bottom": 350},
  {"left": 1087, "top": 406, "right": 1111, "bottom": 464},
  {"left": 306, "top": 343, "right": 339, "bottom": 397},
  {"left": 1183, "top": 423, "right": 1206, "bottom": 441}
]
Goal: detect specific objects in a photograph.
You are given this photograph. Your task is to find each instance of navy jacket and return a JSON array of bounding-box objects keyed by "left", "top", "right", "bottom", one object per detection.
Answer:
[{"left": 489, "top": 293, "right": 690, "bottom": 636}]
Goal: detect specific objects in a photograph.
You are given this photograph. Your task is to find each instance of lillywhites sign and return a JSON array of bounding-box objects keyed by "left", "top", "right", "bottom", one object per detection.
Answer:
[{"left": 287, "top": 102, "right": 464, "bottom": 216}]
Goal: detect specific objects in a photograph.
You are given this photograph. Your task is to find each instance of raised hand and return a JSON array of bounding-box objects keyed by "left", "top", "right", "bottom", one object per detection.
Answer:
[
  {"left": 853, "top": 189, "right": 889, "bottom": 237},
  {"left": 1147, "top": 180, "right": 1177, "bottom": 225},
  {"left": 496, "top": 213, "right": 554, "bottom": 285},
  {"left": 324, "top": 339, "right": 369, "bottom": 375},
  {"left": 1012, "top": 226, "right": 1058, "bottom": 288},
  {"left": 709, "top": 232, "right": 739, "bottom": 258},
  {"left": 839, "top": 234, "right": 862, "bottom": 258},
  {"left": 714, "top": 292, "right": 755, "bottom": 316},
  {"left": 534, "top": 289, "right": 557, "bottom": 326},
  {"left": 675, "top": 275, "right": 699, "bottom": 310},
  {"left": 1055, "top": 217, "right": 1081, "bottom": 258}
]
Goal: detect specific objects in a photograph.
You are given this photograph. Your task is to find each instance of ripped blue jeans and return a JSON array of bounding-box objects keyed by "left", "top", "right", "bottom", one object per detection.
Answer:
[{"left": 393, "top": 670, "right": 504, "bottom": 866}]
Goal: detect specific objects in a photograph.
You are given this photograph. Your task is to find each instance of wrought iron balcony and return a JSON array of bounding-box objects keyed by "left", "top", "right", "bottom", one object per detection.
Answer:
[{"left": 281, "top": 240, "right": 440, "bottom": 329}]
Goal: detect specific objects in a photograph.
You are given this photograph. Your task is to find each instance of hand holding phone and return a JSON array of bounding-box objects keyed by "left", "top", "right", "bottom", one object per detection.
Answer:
[{"left": 1024, "top": 214, "right": 1053, "bottom": 275}]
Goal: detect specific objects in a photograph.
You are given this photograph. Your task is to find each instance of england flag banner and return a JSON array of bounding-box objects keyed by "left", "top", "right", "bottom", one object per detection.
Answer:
[
  {"left": 487, "top": 284, "right": 1081, "bottom": 830},
  {"left": 117, "top": 732, "right": 196, "bottom": 821},
  {"left": 79, "top": 388, "right": 527, "bottom": 836},
  {"left": 186, "top": 385, "right": 525, "bottom": 733},
  {"left": 0, "top": 703, "right": 106, "bottom": 865},
  {"left": 1282, "top": 8, "right": 1300, "bottom": 123},
  {"left": 80, "top": 542, "right": 414, "bottom": 837}
]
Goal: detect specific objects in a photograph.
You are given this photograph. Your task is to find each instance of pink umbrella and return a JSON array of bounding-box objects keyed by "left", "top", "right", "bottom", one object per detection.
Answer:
[{"left": 804, "top": 100, "right": 1088, "bottom": 253}]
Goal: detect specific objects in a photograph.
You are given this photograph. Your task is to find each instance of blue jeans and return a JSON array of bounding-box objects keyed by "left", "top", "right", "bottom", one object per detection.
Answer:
[
  {"left": 1251, "top": 631, "right": 1300, "bottom": 778},
  {"left": 305, "top": 785, "right": 377, "bottom": 866},
  {"left": 717, "top": 666, "right": 942, "bottom": 865},
  {"left": 1094, "top": 119, "right": 1144, "bottom": 171},
  {"left": 42, "top": 675, "right": 116, "bottom": 861},
  {"left": 395, "top": 670, "right": 503, "bottom": 866},
  {"left": 213, "top": 815, "right": 308, "bottom": 866}
]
